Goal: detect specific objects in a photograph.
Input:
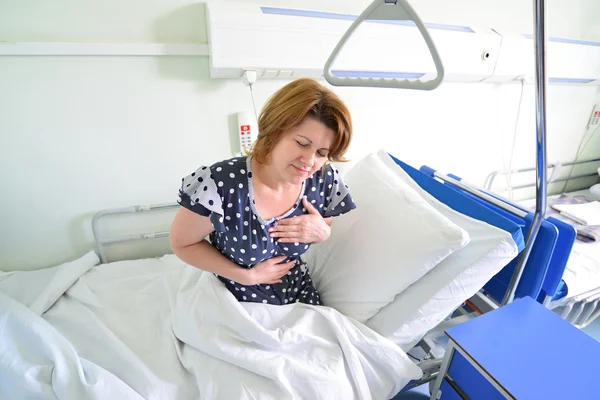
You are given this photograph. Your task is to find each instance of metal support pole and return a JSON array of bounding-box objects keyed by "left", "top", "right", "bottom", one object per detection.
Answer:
[{"left": 502, "top": 0, "right": 548, "bottom": 305}]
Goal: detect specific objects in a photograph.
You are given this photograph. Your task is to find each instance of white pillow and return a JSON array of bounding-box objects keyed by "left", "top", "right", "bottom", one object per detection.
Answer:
[
  {"left": 307, "top": 152, "right": 470, "bottom": 323},
  {"left": 365, "top": 150, "right": 519, "bottom": 350}
]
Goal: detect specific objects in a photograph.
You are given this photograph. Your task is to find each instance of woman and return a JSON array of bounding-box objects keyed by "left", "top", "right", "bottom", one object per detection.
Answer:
[{"left": 170, "top": 78, "right": 356, "bottom": 306}]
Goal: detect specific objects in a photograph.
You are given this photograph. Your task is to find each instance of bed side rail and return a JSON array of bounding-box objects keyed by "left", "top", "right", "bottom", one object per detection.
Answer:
[{"left": 92, "top": 203, "right": 179, "bottom": 263}]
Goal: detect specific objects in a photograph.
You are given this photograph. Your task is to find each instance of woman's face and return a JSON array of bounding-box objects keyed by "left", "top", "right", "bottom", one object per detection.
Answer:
[{"left": 268, "top": 117, "right": 335, "bottom": 185}]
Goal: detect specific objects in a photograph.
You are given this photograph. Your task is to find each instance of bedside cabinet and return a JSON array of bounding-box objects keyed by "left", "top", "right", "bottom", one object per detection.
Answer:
[{"left": 429, "top": 296, "right": 600, "bottom": 400}]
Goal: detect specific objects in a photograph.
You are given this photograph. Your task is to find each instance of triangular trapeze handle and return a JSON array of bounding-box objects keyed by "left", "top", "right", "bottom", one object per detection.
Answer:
[{"left": 324, "top": 0, "right": 445, "bottom": 90}]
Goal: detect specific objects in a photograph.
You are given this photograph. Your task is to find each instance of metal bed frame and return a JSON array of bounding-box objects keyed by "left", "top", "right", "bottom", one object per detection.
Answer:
[
  {"left": 89, "top": 0, "right": 580, "bottom": 396},
  {"left": 92, "top": 203, "right": 177, "bottom": 264},
  {"left": 484, "top": 157, "right": 600, "bottom": 195},
  {"left": 551, "top": 286, "right": 600, "bottom": 329}
]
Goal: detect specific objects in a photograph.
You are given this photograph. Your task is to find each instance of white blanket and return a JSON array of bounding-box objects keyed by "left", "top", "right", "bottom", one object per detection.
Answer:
[
  {"left": 552, "top": 201, "right": 600, "bottom": 226},
  {"left": 0, "top": 253, "right": 421, "bottom": 400},
  {"left": 562, "top": 240, "right": 600, "bottom": 299}
]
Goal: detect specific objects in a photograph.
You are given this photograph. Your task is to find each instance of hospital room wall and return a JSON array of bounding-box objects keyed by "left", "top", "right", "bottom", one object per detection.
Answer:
[{"left": 1, "top": 0, "right": 599, "bottom": 271}]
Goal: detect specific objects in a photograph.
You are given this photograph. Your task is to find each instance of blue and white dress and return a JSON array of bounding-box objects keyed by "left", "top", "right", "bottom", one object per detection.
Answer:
[{"left": 177, "top": 156, "right": 356, "bottom": 306}]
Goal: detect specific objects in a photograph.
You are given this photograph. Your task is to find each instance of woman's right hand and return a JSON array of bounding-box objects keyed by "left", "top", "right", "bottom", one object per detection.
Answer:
[{"left": 242, "top": 256, "right": 296, "bottom": 285}]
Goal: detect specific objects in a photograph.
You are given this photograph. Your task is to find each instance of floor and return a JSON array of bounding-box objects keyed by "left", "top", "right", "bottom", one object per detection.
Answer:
[
  {"left": 393, "top": 317, "right": 600, "bottom": 399},
  {"left": 391, "top": 385, "right": 429, "bottom": 400}
]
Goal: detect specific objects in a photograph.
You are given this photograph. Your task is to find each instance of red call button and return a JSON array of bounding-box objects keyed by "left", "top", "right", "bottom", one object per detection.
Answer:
[{"left": 241, "top": 125, "right": 250, "bottom": 131}]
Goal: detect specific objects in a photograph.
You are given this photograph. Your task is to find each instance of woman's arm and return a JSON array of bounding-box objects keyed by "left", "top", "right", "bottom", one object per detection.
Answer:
[
  {"left": 170, "top": 207, "right": 295, "bottom": 285},
  {"left": 170, "top": 207, "right": 252, "bottom": 284}
]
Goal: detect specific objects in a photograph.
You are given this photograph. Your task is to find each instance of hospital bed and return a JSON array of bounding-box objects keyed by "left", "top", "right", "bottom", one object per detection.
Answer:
[
  {"left": 81, "top": 149, "right": 527, "bottom": 398},
  {"left": 0, "top": 0, "right": 581, "bottom": 398}
]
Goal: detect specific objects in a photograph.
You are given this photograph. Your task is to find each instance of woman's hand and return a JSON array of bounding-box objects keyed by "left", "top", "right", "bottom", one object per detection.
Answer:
[
  {"left": 269, "top": 197, "right": 332, "bottom": 244},
  {"left": 242, "top": 255, "right": 296, "bottom": 285}
]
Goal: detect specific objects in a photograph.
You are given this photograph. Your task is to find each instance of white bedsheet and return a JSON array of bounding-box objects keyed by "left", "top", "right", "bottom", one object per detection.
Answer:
[
  {"left": 562, "top": 240, "right": 600, "bottom": 299},
  {"left": 0, "top": 253, "right": 421, "bottom": 400}
]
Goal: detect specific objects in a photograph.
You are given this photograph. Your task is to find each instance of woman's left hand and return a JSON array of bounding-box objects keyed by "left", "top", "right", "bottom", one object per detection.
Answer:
[{"left": 269, "top": 197, "right": 332, "bottom": 244}]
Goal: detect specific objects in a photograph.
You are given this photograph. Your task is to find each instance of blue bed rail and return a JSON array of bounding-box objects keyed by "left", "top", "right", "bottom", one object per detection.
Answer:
[
  {"left": 414, "top": 164, "right": 576, "bottom": 305},
  {"left": 390, "top": 156, "right": 525, "bottom": 250}
]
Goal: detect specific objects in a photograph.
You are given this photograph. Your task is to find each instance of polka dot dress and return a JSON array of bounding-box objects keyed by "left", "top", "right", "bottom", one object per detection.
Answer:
[{"left": 178, "top": 156, "right": 356, "bottom": 306}]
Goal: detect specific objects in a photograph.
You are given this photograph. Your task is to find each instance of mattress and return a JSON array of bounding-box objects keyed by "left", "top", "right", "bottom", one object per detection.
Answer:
[
  {"left": 517, "top": 189, "right": 591, "bottom": 209},
  {"left": 561, "top": 239, "right": 600, "bottom": 299}
]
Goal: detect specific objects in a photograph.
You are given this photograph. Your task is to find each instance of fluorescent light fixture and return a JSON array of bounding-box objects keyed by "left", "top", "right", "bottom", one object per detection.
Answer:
[
  {"left": 548, "top": 77, "right": 595, "bottom": 84},
  {"left": 522, "top": 34, "right": 600, "bottom": 47},
  {"left": 260, "top": 7, "right": 474, "bottom": 33},
  {"left": 328, "top": 70, "right": 425, "bottom": 79}
]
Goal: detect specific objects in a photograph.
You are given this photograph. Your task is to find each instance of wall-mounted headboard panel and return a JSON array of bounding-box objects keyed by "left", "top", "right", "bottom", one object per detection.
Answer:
[{"left": 206, "top": 1, "right": 600, "bottom": 86}]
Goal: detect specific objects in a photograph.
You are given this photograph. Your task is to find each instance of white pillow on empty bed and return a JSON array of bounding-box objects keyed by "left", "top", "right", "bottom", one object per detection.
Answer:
[
  {"left": 365, "top": 150, "right": 519, "bottom": 351},
  {"left": 306, "top": 152, "right": 470, "bottom": 323}
]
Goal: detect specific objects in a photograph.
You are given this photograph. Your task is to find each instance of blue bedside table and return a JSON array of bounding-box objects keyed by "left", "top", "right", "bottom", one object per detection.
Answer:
[{"left": 429, "top": 296, "right": 600, "bottom": 400}]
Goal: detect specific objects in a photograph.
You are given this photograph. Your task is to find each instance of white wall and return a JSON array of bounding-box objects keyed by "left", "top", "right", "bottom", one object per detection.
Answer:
[{"left": 1, "top": 0, "right": 599, "bottom": 270}]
